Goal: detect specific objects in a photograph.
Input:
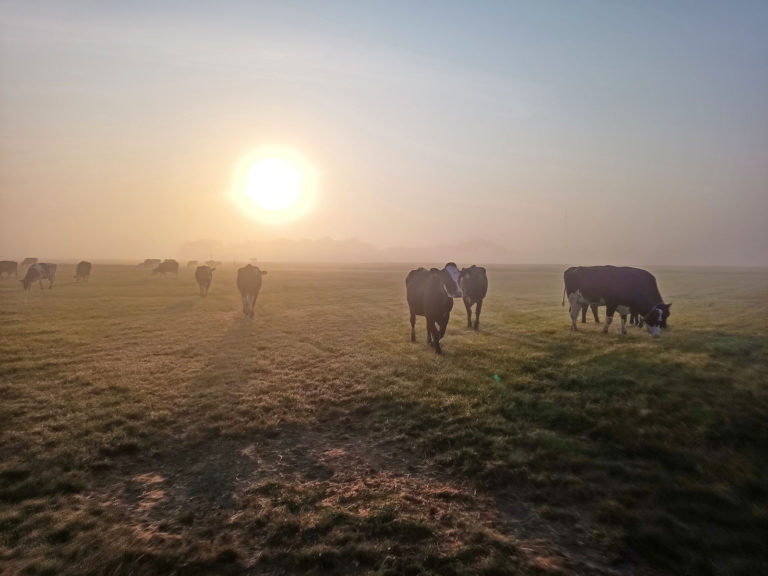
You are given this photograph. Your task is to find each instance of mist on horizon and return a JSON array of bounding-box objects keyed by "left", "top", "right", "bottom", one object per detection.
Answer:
[{"left": 2, "top": 1, "right": 767, "bottom": 267}]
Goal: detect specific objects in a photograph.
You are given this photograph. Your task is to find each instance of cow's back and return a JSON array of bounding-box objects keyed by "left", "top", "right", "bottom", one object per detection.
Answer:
[{"left": 237, "top": 265, "right": 263, "bottom": 295}]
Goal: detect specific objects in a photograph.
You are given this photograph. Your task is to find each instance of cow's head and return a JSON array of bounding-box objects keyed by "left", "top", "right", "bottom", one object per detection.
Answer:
[
  {"left": 441, "top": 262, "right": 463, "bottom": 298},
  {"left": 644, "top": 303, "right": 671, "bottom": 337}
]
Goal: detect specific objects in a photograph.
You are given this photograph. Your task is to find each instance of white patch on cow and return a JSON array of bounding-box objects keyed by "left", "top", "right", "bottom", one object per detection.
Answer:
[
  {"left": 603, "top": 315, "right": 613, "bottom": 333},
  {"left": 647, "top": 324, "right": 661, "bottom": 338},
  {"left": 443, "top": 263, "right": 463, "bottom": 298},
  {"left": 568, "top": 290, "right": 581, "bottom": 330},
  {"left": 620, "top": 316, "right": 627, "bottom": 335}
]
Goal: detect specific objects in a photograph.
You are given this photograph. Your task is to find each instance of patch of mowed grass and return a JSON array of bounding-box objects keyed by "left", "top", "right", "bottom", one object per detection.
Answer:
[{"left": 1, "top": 263, "right": 767, "bottom": 574}]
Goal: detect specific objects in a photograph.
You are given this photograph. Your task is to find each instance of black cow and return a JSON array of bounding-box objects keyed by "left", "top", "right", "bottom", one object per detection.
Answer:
[
  {"left": 0, "top": 261, "right": 17, "bottom": 279},
  {"left": 563, "top": 266, "right": 671, "bottom": 337},
  {"left": 458, "top": 265, "right": 488, "bottom": 330},
  {"left": 20, "top": 263, "right": 57, "bottom": 292},
  {"left": 195, "top": 265, "right": 215, "bottom": 297},
  {"left": 406, "top": 262, "right": 463, "bottom": 354},
  {"left": 75, "top": 261, "right": 92, "bottom": 282},
  {"left": 236, "top": 264, "right": 267, "bottom": 318},
  {"left": 152, "top": 259, "right": 179, "bottom": 276}
]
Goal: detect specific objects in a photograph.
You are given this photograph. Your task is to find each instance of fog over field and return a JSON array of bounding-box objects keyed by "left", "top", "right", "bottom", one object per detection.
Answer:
[{"left": 1, "top": 2, "right": 767, "bottom": 266}]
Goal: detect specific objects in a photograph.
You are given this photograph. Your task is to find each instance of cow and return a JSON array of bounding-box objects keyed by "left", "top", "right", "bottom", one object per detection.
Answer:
[
  {"left": 237, "top": 264, "right": 267, "bottom": 318},
  {"left": 152, "top": 259, "right": 179, "bottom": 276},
  {"left": 563, "top": 266, "right": 671, "bottom": 337},
  {"left": 0, "top": 261, "right": 18, "bottom": 279},
  {"left": 20, "top": 258, "right": 37, "bottom": 271},
  {"left": 20, "top": 263, "right": 57, "bottom": 292},
  {"left": 187, "top": 260, "right": 199, "bottom": 268},
  {"left": 406, "top": 262, "right": 463, "bottom": 354},
  {"left": 141, "top": 258, "right": 161, "bottom": 268},
  {"left": 195, "top": 265, "right": 215, "bottom": 297},
  {"left": 75, "top": 261, "right": 92, "bottom": 282},
  {"left": 458, "top": 265, "right": 488, "bottom": 330}
]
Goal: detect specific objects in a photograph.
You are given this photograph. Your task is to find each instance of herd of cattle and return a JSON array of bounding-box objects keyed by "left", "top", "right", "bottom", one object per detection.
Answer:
[{"left": 0, "top": 258, "right": 670, "bottom": 351}]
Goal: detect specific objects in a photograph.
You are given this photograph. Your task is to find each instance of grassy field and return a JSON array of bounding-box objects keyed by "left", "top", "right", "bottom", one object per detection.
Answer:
[{"left": 1, "top": 263, "right": 766, "bottom": 575}]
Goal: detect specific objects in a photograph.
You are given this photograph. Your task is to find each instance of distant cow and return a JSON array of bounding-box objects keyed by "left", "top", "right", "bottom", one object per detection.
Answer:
[
  {"left": 75, "top": 261, "right": 92, "bottom": 282},
  {"left": 20, "top": 258, "right": 37, "bottom": 271},
  {"left": 187, "top": 260, "right": 199, "bottom": 268},
  {"left": 458, "top": 265, "right": 488, "bottom": 330},
  {"left": 0, "top": 261, "right": 17, "bottom": 279},
  {"left": 195, "top": 265, "right": 215, "bottom": 297},
  {"left": 236, "top": 264, "right": 267, "bottom": 318},
  {"left": 141, "top": 258, "right": 161, "bottom": 268},
  {"left": 152, "top": 259, "right": 179, "bottom": 276},
  {"left": 206, "top": 260, "right": 222, "bottom": 268},
  {"left": 406, "top": 262, "right": 463, "bottom": 354},
  {"left": 563, "top": 266, "right": 671, "bottom": 337},
  {"left": 20, "top": 263, "right": 57, "bottom": 292}
]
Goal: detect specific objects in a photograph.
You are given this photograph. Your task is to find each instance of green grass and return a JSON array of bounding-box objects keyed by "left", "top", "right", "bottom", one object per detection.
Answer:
[{"left": 1, "top": 263, "right": 766, "bottom": 575}]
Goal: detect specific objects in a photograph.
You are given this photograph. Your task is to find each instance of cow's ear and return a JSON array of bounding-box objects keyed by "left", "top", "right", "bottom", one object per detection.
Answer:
[
  {"left": 211, "top": 268, "right": 216, "bottom": 272},
  {"left": 666, "top": 303, "right": 672, "bottom": 309}
]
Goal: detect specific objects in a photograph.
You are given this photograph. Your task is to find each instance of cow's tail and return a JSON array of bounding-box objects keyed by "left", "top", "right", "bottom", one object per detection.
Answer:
[{"left": 562, "top": 286, "right": 566, "bottom": 306}]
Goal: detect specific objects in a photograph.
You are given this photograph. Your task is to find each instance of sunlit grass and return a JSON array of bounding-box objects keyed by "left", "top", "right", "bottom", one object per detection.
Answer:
[{"left": 0, "top": 263, "right": 766, "bottom": 574}]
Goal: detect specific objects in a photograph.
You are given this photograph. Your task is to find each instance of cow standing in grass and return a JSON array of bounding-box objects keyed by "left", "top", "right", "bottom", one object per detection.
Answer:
[
  {"left": 459, "top": 265, "right": 488, "bottom": 330},
  {"left": 0, "top": 261, "right": 17, "bottom": 279},
  {"left": 152, "top": 259, "right": 179, "bottom": 276},
  {"left": 237, "top": 264, "right": 267, "bottom": 318},
  {"left": 195, "top": 265, "right": 215, "bottom": 297},
  {"left": 20, "top": 263, "right": 57, "bottom": 292},
  {"left": 563, "top": 265, "right": 671, "bottom": 337},
  {"left": 75, "top": 261, "right": 92, "bottom": 282},
  {"left": 406, "top": 263, "right": 463, "bottom": 354}
]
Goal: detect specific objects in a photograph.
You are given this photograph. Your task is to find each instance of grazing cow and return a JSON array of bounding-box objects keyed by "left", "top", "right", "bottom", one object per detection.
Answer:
[
  {"left": 0, "top": 261, "right": 18, "bottom": 279},
  {"left": 563, "top": 266, "right": 671, "bottom": 337},
  {"left": 20, "top": 263, "right": 57, "bottom": 292},
  {"left": 187, "top": 260, "right": 199, "bottom": 268},
  {"left": 458, "top": 265, "right": 488, "bottom": 329},
  {"left": 406, "top": 262, "right": 463, "bottom": 354},
  {"left": 195, "top": 265, "right": 215, "bottom": 297},
  {"left": 236, "top": 264, "right": 267, "bottom": 318},
  {"left": 141, "top": 258, "right": 161, "bottom": 268},
  {"left": 75, "top": 261, "right": 92, "bottom": 282},
  {"left": 152, "top": 259, "right": 179, "bottom": 276}
]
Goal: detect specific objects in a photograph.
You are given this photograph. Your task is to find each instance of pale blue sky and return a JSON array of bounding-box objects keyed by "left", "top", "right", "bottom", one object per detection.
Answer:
[{"left": 1, "top": 1, "right": 766, "bottom": 264}]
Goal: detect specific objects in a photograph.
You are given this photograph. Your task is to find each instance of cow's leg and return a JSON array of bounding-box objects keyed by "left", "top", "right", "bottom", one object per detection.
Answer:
[
  {"left": 568, "top": 292, "right": 581, "bottom": 331},
  {"left": 430, "top": 322, "right": 443, "bottom": 355},
  {"left": 438, "top": 312, "right": 449, "bottom": 339},
  {"left": 464, "top": 297, "right": 472, "bottom": 328},
  {"left": 603, "top": 305, "right": 616, "bottom": 333},
  {"left": 425, "top": 318, "right": 433, "bottom": 346},
  {"left": 591, "top": 303, "right": 600, "bottom": 323},
  {"left": 410, "top": 311, "right": 416, "bottom": 342},
  {"left": 474, "top": 299, "right": 483, "bottom": 330},
  {"left": 242, "top": 295, "right": 248, "bottom": 316},
  {"left": 620, "top": 314, "right": 628, "bottom": 335},
  {"left": 581, "top": 303, "right": 588, "bottom": 323}
]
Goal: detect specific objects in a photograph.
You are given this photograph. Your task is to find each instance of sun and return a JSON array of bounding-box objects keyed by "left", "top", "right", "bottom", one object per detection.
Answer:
[
  {"left": 245, "top": 157, "right": 302, "bottom": 211},
  {"left": 230, "top": 145, "right": 317, "bottom": 224}
]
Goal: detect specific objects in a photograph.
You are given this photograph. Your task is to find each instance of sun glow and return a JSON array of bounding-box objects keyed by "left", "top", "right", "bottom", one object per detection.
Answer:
[
  {"left": 230, "top": 146, "right": 317, "bottom": 224},
  {"left": 246, "top": 157, "right": 302, "bottom": 211}
]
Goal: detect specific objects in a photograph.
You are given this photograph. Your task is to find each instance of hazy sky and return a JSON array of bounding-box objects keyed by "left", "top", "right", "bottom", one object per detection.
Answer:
[{"left": 1, "top": 1, "right": 767, "bottom": 264}]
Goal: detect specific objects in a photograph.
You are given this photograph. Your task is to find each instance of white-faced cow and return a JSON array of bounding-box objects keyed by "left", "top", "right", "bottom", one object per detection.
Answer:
[
  {"left": 406, "top": 262, "right": 463, "bottom": 355},
  {"left": 0, "top": 261, "right": 18, "bottom": 279},
  {"left": 75, "top": 261, "right": 92, "bottom": 282},
  {"left": 195, "top": 265, "right": 215, "bottom": 297},
  {"left": 563, "top": 266, "right": 671, "bottom": 337},
  {"left": 237, "top": 264, "right": 267, "bottom": 318},
  {"left": 152, "top": 259, "right": 179, "bottom": 276},
  {"left": 458, "top": 265, "right": 488, "bottom": 330},
  {"left": 20, "top": 263, "right": 57, "bottom": 292}
]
